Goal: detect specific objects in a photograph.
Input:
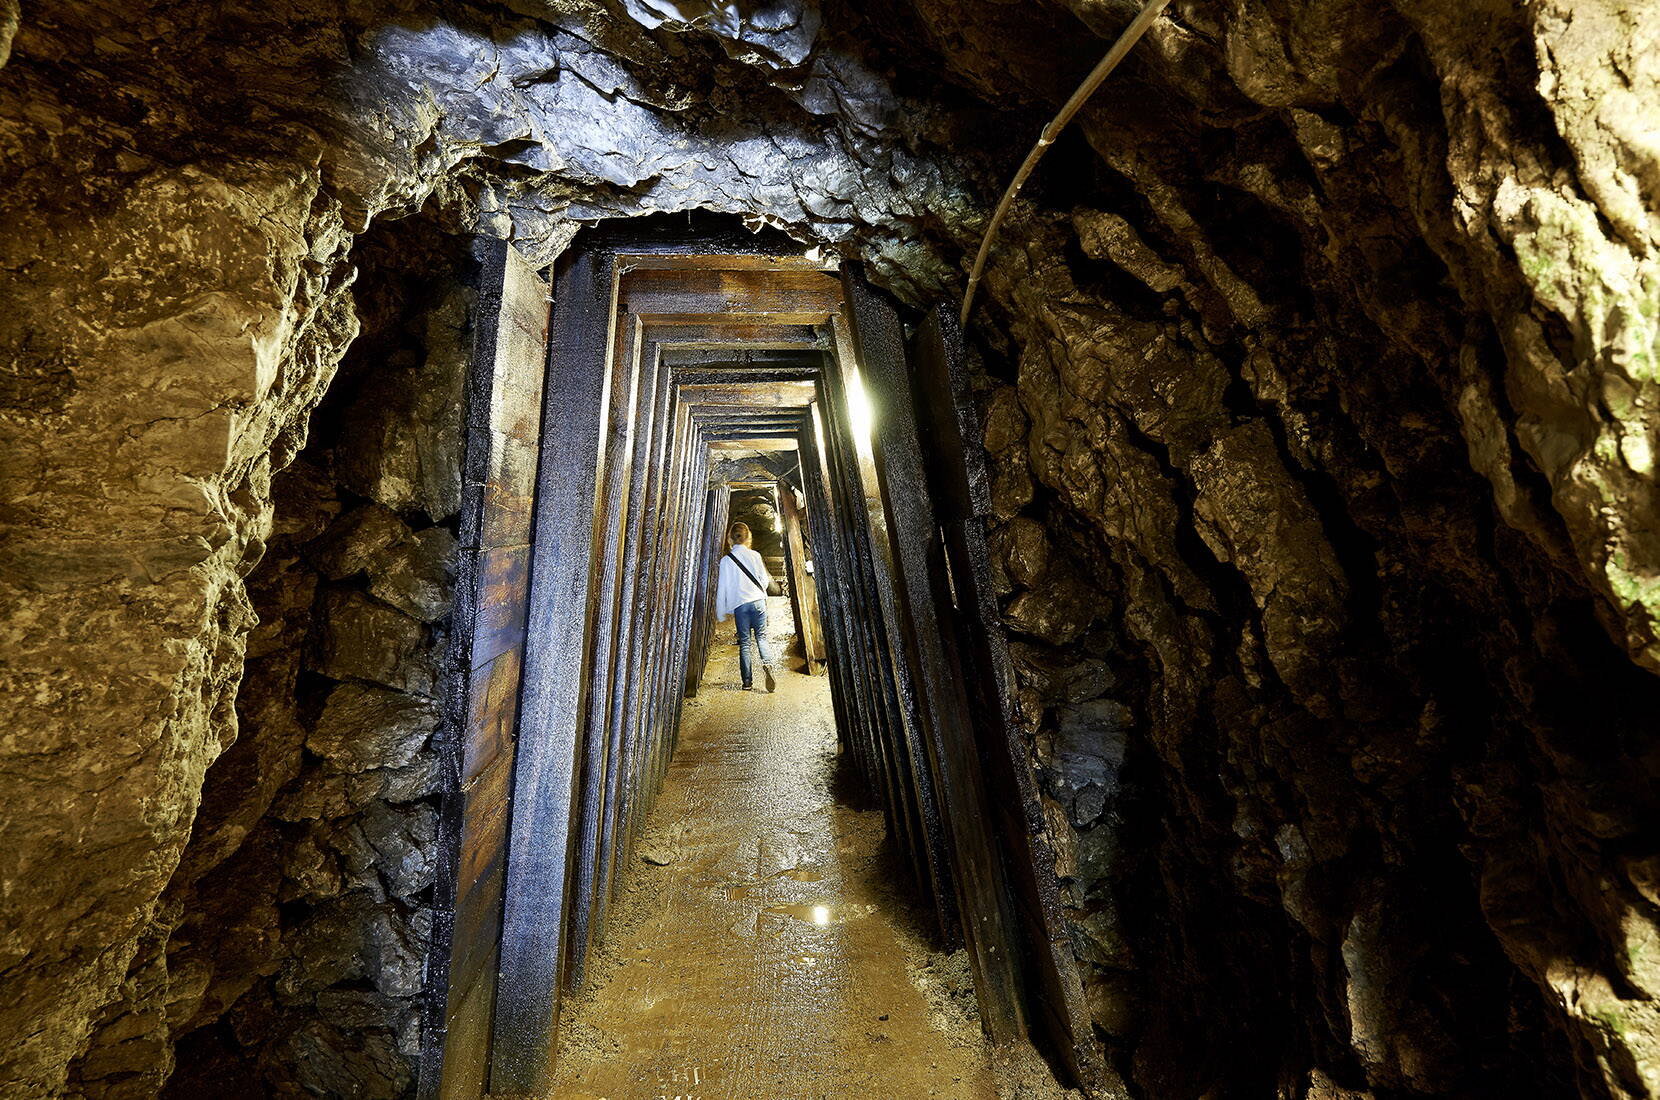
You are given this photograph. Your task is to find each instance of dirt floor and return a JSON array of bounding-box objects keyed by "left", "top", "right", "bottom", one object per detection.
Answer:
[{"left": 546, "top": 599, "right": 1078, "bottom": 1100}]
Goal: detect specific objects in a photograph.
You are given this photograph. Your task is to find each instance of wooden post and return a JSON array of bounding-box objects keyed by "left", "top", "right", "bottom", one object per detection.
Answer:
[
  {"left": 563, "top": 311, "right": 645, "bottom": 990},
  {"left": 424, "top": 238, "right": 547, "bottom": 1100},
  {"left": 776, "top": 475, "right": 826, "bottom": 671},
  {"left": 490, "top": 246, "right": 614, "bottom": 1095},
  {"left": 591, "top": 329, "right": 667, "bottom": 940},
  {"left": 843, "top": 266, "right": 1030, "bottom": 1043},
  {"left": 824, "top": 311, "right": 960, "bottom": 940},
  {"left": 911, "top": 305, "right": 1106, "bottom": 1089}
]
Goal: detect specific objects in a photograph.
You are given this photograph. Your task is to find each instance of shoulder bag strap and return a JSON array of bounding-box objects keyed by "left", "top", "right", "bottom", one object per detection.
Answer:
[{"left": 725, "top": 551, "right": 766, "bottom": 592}]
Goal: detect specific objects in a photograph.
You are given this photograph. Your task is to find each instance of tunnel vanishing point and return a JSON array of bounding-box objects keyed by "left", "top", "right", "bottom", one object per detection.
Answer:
[{"left": 4, "top": 1, "right": 1660, "bottom": 1098}]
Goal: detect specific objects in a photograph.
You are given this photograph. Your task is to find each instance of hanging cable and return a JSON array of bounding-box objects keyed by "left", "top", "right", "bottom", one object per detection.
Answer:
[{"left": 958, "top": 0, "right": 1172, "bottom": 329}]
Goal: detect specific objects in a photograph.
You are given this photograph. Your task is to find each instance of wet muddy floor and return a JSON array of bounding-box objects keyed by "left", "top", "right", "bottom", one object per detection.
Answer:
[{"left": 546, "top": 599, "right": 1057, "bottom": 1099}]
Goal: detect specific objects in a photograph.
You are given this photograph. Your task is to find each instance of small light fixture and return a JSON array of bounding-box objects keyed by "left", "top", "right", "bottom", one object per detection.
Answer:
[
  {"left": 811, "top": 905, "right": 830, "bottom": 926},
  {"left": 804, "top": 559, "right": 814, "bottom": 575}
]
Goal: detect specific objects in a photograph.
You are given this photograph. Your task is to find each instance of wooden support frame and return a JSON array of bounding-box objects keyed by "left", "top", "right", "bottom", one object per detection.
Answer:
[
  {"left": 912, "top": 306, "right": 1107, "bottom": 1088},
  {"left": 428, "top": 221, "right": 1098, "bottom": 1100},
  {"left": 425, "top": 239, "right": 549, "bottom": 1100},
  {"left": 491, "top": 244, "right": 617, "bottom": 1093},
  {"left": 842, "top": 267, "right": 1033, "bottom": 1042},
  {"left": 776, "top": 476, "right": 826, "bottom": 671}
]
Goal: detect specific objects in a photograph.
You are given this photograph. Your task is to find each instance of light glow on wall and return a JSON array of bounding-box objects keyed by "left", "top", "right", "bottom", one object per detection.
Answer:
[{"left": 846, "top": 366, "right": 876, "bottom": 460}]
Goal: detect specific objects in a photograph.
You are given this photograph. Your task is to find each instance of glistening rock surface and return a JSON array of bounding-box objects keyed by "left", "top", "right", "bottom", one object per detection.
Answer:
[{"left": 1, "top": 1, "right": 1658, "bottom": 1098}]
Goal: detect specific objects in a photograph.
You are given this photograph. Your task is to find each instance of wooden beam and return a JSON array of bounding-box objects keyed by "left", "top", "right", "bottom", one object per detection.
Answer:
[
  {"left": 426, "top": 238, "right": 547, "bottom": 1100},
  {"left": 825, "top": 309, "right": 960, "bottom": 941},
  {"left": 491, "top": 245, "right": 614, "bottom": 1094},
  {"left": 674, "top": 380, "right": 820, "bottom": 405},
  {"left": 844, "top": 266, "right": 1031, "bottom": 1046},
  {"left": 590, "top": 320, "right": 668, "bottom": 947},
  {"left": 778, "top": 480, "right": 826, "bottom": 669},
  {"left": 911, "top": 307, "right": 1106, "bottom": 1089},
  {"left": 707, "top": 439, "right": 801, "bottom": 452},
  {"left": 619, "top": 267, "right": 843, "bottom": 319}
]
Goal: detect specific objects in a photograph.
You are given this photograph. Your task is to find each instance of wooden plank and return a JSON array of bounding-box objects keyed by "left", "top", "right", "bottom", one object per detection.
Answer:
[
  {"left": 618, "top": 267, "right": 843, "bottom": 318},
  {"left": 677, "top": 381, "right": 819, "bottom": 404},
  {"left": 798, "top": 407, "right": 870, "bottom": 776},
  {"left": 658, "top": 409, "right": 700, "bottom": 771},
  {"left": 491, "top": 245, "right": 616, "bottom": 1094},
  {"left": 778, "top": 482, "right": 826, "bottom": 665},
  {"left": 910, "top": 305, "right": 1106, "bottom": 1090},
  {"left": 581, "top": 216, "right": 836, "bottom": 272},
  {"left": 660, "top": 451, "right": 706, "bottom": 754},
  {"left": 617, "top": 252, "right": 835, "bottom": 272},
  {"left": 817, "top": 328, "right": 951, "bottom": 928},
  {"left": 708, "top": 439, "right": 801, "bottom": 451},
  {"left": 670, "top": 366, "right": 822, "bottom": 385},
  {"left": 633, "top": 309, "right": 835, "bottom": 327},
  {"left": 684, "top": 486, "right": 728, "bottom": 696},
  {"left": 461, "top": 645, "right": 521, "bottom": 786},
  {"left": 643, "top": 404, "right": 696, "bottom": 794},
  {"left": 592, "top": 330, "right": 667, "bottom": 941},
  {"left": 428, "top": 237, "right": 547, "bottom": 1100},
  {"left": 800, "top": 397, "right": 915, "bottom": 851},
  {"left": 450, "top": 757, "right": 513, "bottom": 1002},
  {"left": 468, "top": 545, "right": 530, "bottom": 670},
  {"left": 661, "top": 347, "right": 824, "bottom": 367},
  {"left": 479, "top": 431, "right": 539, "bottom": 549},
  {"left": 452, "top": 240, "right": 550, "bottom": 589},
  {"left": 563, "top": 310, "right": 645, "bottom": 990},
  {"left": 630, "top": 319, "right": 824, "bottom": 348},
  {"left": 687, "top": 404, "right": 812, "bottom": 420},
  {"left": 490, "top": 259, "right": 552, "bottom": 445},
  {"left": 436, "top": 949, "right": 500, "bottom": 1100},
  {"left": 607, "top": 356, "right": 682, "bottom": 898},
  {"left": 844, "top": 266, "right": 1028, "bottom": 1044}
]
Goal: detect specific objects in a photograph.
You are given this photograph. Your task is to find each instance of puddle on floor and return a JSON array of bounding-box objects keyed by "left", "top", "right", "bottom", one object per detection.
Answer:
[{"left": 757, "top": 902, "right": 878, "bottom": 927}]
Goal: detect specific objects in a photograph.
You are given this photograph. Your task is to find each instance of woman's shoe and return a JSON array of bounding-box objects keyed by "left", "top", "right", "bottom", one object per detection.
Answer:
[{"left": 762, "top": 665, "right": 777, "bottom": 693}]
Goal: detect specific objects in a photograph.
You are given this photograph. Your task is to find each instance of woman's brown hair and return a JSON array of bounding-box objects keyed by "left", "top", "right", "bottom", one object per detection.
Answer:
[{"left": 728, "top": 521, "right": 752, "bottom": 546}]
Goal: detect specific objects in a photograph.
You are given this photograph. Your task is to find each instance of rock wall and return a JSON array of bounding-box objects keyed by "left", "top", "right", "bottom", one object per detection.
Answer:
[
  {"left": 2, "top": 1, "right": 1658, "bottom": 1098},
  {"left": 923, "top": 2, "right": 1660, "bottom": 1096},
  {"left": 64, "top": 213, "right": 469, "bottom": 1100}
]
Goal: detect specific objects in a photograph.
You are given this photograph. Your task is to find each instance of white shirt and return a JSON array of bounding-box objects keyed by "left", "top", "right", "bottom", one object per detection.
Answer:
[{"left": 715, "top": 543, "right": 772, "bottom": 620}]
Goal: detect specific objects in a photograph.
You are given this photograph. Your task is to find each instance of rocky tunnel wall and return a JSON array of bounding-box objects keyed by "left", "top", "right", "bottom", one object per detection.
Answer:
[
  {"left": 101, "top": 212, "right": 475, "bottom": 1100},
  {"left": 3, "top": 2, "right": 1660, "bottom": 1099}
]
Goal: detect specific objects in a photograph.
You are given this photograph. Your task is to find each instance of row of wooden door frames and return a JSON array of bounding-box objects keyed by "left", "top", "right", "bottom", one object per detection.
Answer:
[{"left": 421, "top": 224, "right": 1103, "bottom": 1098}]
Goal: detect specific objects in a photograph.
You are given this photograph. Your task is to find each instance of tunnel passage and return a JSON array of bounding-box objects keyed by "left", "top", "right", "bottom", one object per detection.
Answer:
[{"left": 424, "top": 222, "right": 1100, "bottom": 1097}]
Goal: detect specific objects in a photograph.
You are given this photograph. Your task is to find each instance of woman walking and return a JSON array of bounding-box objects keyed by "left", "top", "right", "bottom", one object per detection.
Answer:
[{"left": 715, "top": 521, "right": 777, "bottom": 692}]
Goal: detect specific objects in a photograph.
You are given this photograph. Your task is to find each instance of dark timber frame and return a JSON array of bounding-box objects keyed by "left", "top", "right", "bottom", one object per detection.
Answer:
[{"left": 423, "top": 223, "right": 1099, "bottom": 1099}]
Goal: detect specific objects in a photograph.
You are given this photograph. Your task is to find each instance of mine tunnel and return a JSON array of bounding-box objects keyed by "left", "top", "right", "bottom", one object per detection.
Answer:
[
  {"left": 6, "top": 2, "right": 1660, "bottom": 1100},
  {"left": 450, "top": 223, "right": 1100, "bottom": 1099}
]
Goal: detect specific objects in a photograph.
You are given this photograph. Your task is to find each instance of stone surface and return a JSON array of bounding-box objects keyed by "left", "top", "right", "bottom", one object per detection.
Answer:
[
  {"left": 310, "top": 588, "right": 435, "bottom": 697},
  {"left": 368, "top": 527, "right": 457, "bottom": 622},
  {"left": 307, "top": 683, "right": 440, "bottom": 774}
]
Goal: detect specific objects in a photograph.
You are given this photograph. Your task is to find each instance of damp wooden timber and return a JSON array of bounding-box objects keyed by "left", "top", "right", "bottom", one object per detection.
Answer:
[{"left": 422, "top": 224, "right": 1099, "bottom": 1099}]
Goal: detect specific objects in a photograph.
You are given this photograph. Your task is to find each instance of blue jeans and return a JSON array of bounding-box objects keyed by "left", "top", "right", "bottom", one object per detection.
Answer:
[{"left": 734, "top": 598, "right": 771, "bottom": 686}]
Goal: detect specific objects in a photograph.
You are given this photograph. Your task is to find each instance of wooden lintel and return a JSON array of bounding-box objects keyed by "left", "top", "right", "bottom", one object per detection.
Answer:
[
  {"left": 632, "top": 310, "right": 835, "bottom": 327},
  {"left": 619, "top": 268, "right": 843, "bottom": 318},
  {"left": 707, "top": 439, "right": 800, "bottom": 452}
]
